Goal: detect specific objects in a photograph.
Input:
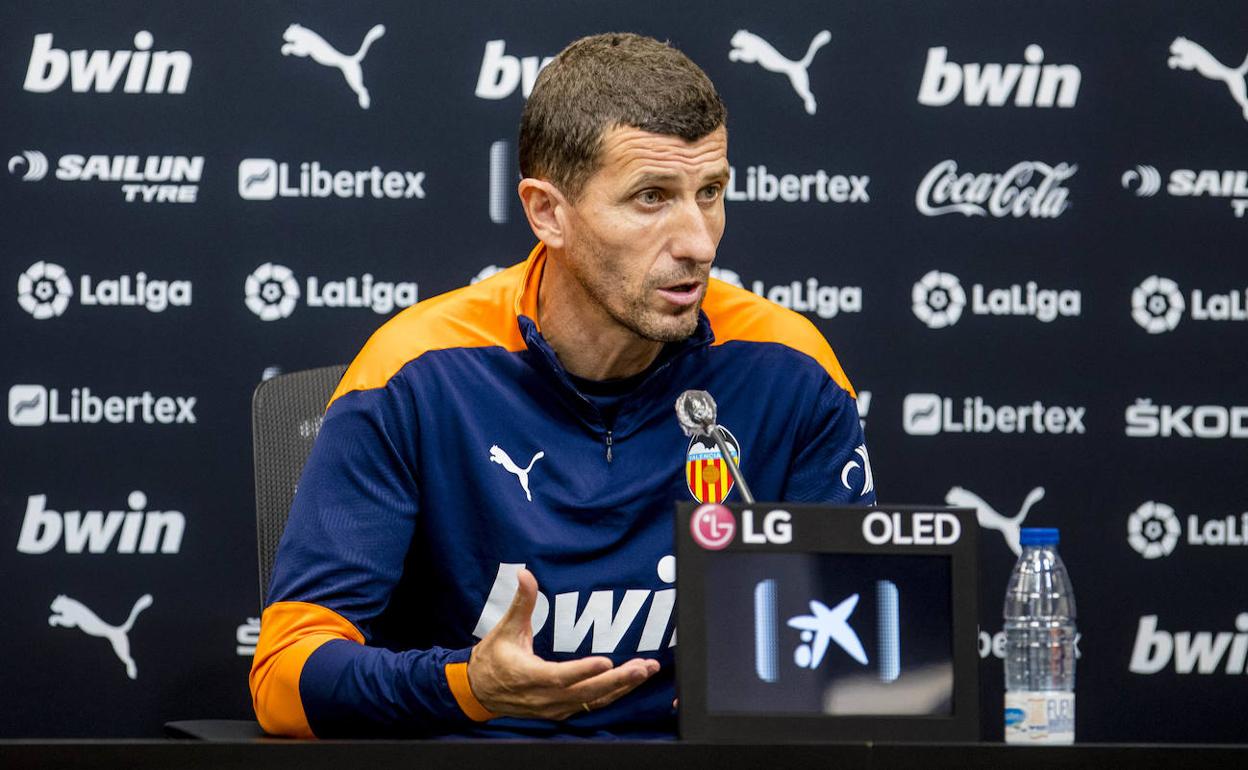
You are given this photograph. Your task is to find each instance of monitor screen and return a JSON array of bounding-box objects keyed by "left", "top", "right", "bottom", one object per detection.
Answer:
[{"left": 704, "top": 552, "right": 954, "bottom": 717}]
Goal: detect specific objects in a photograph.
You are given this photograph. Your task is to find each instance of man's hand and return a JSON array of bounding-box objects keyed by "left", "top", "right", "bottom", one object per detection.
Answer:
[{"left": 467, "top": 568, "right": 660, "bottom": 720}]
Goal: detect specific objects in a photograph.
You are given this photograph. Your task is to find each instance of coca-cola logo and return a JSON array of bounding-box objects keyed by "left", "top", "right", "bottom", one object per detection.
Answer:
[{"left": 916, "top": 160, "right": 1076, "bottom": 219}]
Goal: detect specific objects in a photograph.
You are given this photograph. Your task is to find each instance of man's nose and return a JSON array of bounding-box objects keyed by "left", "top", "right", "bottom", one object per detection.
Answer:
[{"left": 669, "top": 199, "right": 718, "bottom": 265}]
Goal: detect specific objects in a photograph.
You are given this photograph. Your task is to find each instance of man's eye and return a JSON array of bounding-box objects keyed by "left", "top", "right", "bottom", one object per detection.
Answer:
[
  {"left": 699, "top": 184, "right": 722, "bottom": 201},
  {"left": 637, "top": 190, "right": 663, "bottom": 205}
]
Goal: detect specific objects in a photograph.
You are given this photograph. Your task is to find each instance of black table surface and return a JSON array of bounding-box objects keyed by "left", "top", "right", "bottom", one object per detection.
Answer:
[{"left": 2, "top": 733, "right": 1246, "bottom": 770}]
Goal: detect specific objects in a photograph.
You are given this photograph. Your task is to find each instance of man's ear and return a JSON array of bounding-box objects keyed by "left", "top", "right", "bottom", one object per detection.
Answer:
[{"left": 518, "top": 178, "right": 569, "bottom": 249}]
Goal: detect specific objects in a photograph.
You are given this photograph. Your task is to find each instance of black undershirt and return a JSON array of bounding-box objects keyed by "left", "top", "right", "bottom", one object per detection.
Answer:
[{"left": 567, "top": 347, "right": 671, "bottom": 427}]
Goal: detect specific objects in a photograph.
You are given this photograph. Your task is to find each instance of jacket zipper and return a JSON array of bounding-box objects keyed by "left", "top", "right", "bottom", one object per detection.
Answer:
[{"left": 605, "top": 430, "right": 613, "bottom": 463}]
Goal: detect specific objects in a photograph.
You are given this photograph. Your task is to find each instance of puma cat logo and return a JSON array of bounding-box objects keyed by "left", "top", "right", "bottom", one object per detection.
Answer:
[
  {"left": 490, "top": 444, "right": 544, "bottom": 502},
  {"left": 49, "top": 594, "right": 153, "bottom": 679},
  {"left": 281, "top": 23, "right": 386, "bottom": 109},
  {"left": 1169, "top": 37, "right": 1248, "bottom": 122},
  {"left": 729, "top": 29, "right": 832, "bottom": 115},
  {"left": 945, "top": 486, "right": 1045, "bottom": 556}
]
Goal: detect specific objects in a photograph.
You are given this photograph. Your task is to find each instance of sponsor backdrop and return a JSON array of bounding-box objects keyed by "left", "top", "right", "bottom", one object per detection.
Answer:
[{"left": 1, "top": 0, "right": 1244, "bottom": 742}]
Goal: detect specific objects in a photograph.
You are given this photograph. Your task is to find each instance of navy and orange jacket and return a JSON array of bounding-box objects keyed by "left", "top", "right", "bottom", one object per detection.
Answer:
[{"left": 250, "top": 243, "right": 875, "bottom": 738}]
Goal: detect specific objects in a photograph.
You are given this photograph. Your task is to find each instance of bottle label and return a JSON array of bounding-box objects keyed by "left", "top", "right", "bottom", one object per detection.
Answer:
[{"left": 1004, "top": 691, "right": 1074, "bottom": 745}]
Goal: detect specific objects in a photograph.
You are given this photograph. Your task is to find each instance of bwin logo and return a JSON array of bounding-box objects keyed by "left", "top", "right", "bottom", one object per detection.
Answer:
[
  {"left": 1122, "top": 165, "right": 1162, "bottom": 197},
  {"left": 8, "top": 151, "right": 48, "bottom": 181},
  {"left": 475, "top": 41, "right": 553, "bottom": 100},
  {"left": 17, "top": 261, "right": 73, "bottom": 319},
  {"left": 1130, "top": 614, "right": 1248, "bottom": 675},
  {"left": 50, "top": 594, "right": 153, "bottom": 679},
  {"left": 1168, "top": 37, "right": 1248, "bottom": 122},
  {"left": 911, "top": 270, "right": 966, "bottom": 329},
  {"left": 24, "top": 31, "right": 192, "bottom": 94},
  {"left": 917, "top": 45, "right": 1081, "bottom": 108},
  {"left": 473, "top": 558, "right": 678, "bottom": 654},
  {"left": 1127, "top": 501, "right": 1181, "bottom": 559},
  {"left": 1131, "top": 275, "right": 1185, "bottom": 334},
  {"left": 245, "top": 263, "right": 301, "bottom": 321},
  {"left": 728, "top": 30, "right": 832, "bottom": 115},
  {"left": 281, "top": 23, "right": 386, "bottom": 109},
  {"left": 17, "top": 491, "right": 184, "bottom": 555}
]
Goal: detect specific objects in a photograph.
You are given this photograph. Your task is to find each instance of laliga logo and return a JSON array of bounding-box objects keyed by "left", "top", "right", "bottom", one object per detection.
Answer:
[
  {"left": 690, "top": 503, "right": 736, "bottom": 550},
  {"left": 18, "top": 261, "right": 73, "bottom": 319},
  {"left": 1122, "top": 165, "right": 1162, "bottom": 197},
  {"left": 1128, "top": 501, "right": 1181, "bottom": 559},
  {"left": 8, "top": 150, "right": 48, "bottom": 181},
  {"left": 245, "top": 263, "right": 300, "bottom": 321},
  {"left": 1132, "top": 275, "right": 1185, "bottom": 334},
  {"left": 912, "top": 270, "right": 965, "bottom": 329}
]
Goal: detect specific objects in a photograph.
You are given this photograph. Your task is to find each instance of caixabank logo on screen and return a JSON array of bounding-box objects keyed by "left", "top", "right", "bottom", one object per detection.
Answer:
[
  {"left": 8, "top": 384, "right": 197, "bottom": 427},
  {"left": 243, "top": 262, "right": 417, "bottom": 320},
  {"left": 238, "top": 159, "right": 425, "bottom": 201},
  {"left": 17, "top": 261, "right": 192, "bottom": 319}
]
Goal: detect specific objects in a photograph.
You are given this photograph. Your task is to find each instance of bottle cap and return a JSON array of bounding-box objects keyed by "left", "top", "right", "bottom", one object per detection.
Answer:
[{"left": 1019, "top": 527, "right": 1059, "bottom": 546}]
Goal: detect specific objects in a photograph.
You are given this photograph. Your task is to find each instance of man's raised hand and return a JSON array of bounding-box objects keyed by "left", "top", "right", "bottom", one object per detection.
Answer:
[{"left": 466, "top": 568, "right": 660, "bottom": 720}]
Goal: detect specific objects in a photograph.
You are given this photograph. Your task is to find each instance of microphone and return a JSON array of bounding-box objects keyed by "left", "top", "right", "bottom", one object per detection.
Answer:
[{"left": 674, "top": 390, "right": 755, "bottom": 504}]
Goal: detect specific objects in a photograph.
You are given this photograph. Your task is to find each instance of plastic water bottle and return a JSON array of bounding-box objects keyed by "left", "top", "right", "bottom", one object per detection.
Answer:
[{"left": 1003, "top": 527, "right": 1076, "bottom": 744}]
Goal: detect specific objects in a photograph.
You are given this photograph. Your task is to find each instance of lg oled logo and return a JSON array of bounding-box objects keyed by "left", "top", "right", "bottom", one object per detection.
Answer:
[
  {"left": 918, "top": 45, "right": 1081, "bottom": 108},
  {"left": 1132, "top": 276, "right": 1248, "bottom": 333},
  {"left": 244, "top": 263, "right": 417, "bottom": 320},
  {"left": 8, "top": 152, "right": 202, "bottom": 203},
  {"left": 238, "top": 158, "right": 425, "bottom": 200},
  {"left": 17, "top": 261, "right": 192, "bottom": 319},
  {"left": 1128, "top": 500, "right": 1248, "bottom": 560},
  {"left": 24, "top": 31, "right": 191, "bottom": 94},
  {"left": 911, "top": 270, "right": 1080, "bottom": 328}
]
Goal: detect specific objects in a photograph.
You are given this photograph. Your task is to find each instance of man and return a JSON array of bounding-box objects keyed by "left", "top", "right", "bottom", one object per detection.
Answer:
[{"left": 250, "top": 32, "right": 873, "bottom": 739}]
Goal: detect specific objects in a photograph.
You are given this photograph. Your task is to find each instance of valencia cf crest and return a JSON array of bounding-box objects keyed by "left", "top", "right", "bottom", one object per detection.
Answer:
[{"left": 686, "top": 427, "right": 742, "bottom": 504}]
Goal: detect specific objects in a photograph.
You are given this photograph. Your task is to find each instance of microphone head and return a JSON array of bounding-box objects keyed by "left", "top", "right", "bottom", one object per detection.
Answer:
[{"left": 675, "top": 390, "right": 718, "bottom": 437}]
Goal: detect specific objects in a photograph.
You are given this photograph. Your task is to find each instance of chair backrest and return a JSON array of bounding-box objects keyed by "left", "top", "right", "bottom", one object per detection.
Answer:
[{"left": 251, "top": 364, "right": 347, "bottom": 606}]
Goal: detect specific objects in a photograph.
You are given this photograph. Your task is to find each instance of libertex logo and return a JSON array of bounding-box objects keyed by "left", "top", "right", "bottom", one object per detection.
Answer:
[
  {"left": 903, "top": 393, "right": 1086, "bottom": 436},
  {"left": 8, "top": 384, "right": 197, "bottom": 427},
  {"left": 24, "top": 31, "right": 191, "bottom": 94},
  {"left": 244, "top": 262, "right": 417, "bottom": 320},
  {"left": 238, "top": 158, "right": 425, "bottom": 200}
]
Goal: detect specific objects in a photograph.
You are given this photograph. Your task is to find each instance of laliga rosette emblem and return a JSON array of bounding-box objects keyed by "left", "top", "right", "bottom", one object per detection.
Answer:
[
  {"left": 17, "top": 261, "right": 73, "bottom": 319},
  {"left": 245, "top": 262, "right": 300, "bottom": 321},
  {"left": 1128, "top": 501, "right": 1181, "bottom": 559},
  {"left": 912, "top": 269, "right": 966, "bottom": 329},
  {"left": 1131, "top": 275, "right": 1184, "bottom": 334}
]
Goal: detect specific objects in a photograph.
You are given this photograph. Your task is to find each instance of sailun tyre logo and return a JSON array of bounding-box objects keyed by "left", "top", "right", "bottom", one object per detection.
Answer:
[
  {"left": 1122, "top": 165, "right": 1162, "bottom": 197},
  {"left": 1132, "top": 275, "right": 1185, "bottom": 334},
  {"left": 912, "top": 270, "right": 966, "bottom": 329},
  {"left": 9, "top": 151, "right": 48, "bottom": 181},
  {"left": 1128, "top": 501, "right": 1181, "bottom": 559},
  {"left": 245, "top": 263, "right": 300, "bottom": 321},
  {"left": 18, "top": 261, "right": 73, "bottom": 319}
]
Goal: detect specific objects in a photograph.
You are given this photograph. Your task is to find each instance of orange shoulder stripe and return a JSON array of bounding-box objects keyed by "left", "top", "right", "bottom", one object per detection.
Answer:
[
  {"left": 249, "top": 601, "right": 365, "bottom": 739},
  {"left": 702, "top": 278, "right": 856, "bottom": 398},
  {"left": 327, "top": 244, "right": 548, "bottom": 409}
]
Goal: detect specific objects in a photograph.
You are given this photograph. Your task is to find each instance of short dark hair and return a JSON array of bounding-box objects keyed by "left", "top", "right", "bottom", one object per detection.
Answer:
[{"left": 518, "top": 33, "right": 727, "bottom": 200}]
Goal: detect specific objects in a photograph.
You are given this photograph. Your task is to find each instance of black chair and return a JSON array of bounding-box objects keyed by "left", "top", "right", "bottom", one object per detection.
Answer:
[{"left": 165, "top": 364, "right": 348, "bottom": 741}]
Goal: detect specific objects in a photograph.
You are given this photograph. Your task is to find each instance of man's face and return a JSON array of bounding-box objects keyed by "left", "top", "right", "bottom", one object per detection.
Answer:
[{"left": 558, "top": 125, "right": 729, "bottom": 343}]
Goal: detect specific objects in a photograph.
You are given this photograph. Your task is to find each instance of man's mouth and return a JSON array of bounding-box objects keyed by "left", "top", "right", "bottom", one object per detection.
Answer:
[{"left": 656, "top": 280, "right": 704, "bottom": 308}]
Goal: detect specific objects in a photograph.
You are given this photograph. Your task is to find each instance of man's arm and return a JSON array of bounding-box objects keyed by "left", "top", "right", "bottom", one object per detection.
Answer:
[
  {"left": 782, "top": 375, "right": 876, "bottom": 505},
  {"left": 249, "top": 380, "right": 656, "bottom": 738}
]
